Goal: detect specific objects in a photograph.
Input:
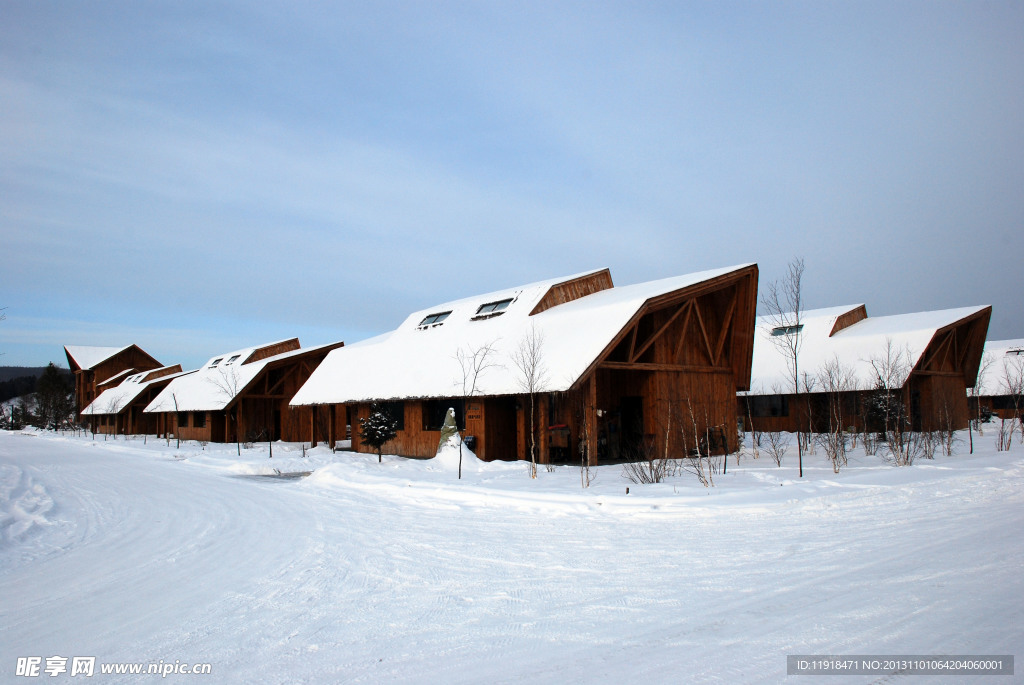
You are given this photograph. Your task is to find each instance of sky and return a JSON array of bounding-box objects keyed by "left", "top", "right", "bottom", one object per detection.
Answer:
[{"left": 1, "top": 1, "right": 1021, "bottom": 371}]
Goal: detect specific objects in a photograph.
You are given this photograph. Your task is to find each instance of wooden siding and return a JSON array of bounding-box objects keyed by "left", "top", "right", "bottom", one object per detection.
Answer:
[
  {"left": 141, "top": 365, "right": 182, "bottom": 382},
  {"left": 350, "top": 401, "right": 434, "bottom": 457},
  {"left": 529, "top": 269, "right": 614, "bottom": 316},
  {"left": 243, "top": 338, "right": 300, "bottom": 365},
  {"left": 830, "top": 305, "right": 867, "bottom": 336}
]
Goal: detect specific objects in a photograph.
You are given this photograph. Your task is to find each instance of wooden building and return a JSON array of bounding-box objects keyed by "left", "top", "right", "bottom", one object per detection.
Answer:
[
  {"left": 81, "top": 365, "right": 188, "bottom": 435},
  {"left": 143, "top": 339, "right": 343, "bottom": 443},
  {"left": 740, "top": 304, "right": 992, "bottom": 434},
  {"left": 971, "top": 338, "right": 1024, "bottom": 421},
  {"left": 291, "top": 264, "right": 759, "bottom": 464},
  {"left": 64, "top": 345, "right": 163, "bottom": 418}
]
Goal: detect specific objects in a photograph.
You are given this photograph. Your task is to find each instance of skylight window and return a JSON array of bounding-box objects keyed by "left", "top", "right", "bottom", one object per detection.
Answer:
[
  {"left": 770, "top": 324, "right": 803, "bottom": 337},
  {"left": 418, "top": 311, "right": 452, "bottom": 328},
  {"left": 1007, "top": 349, "right": 1023, "bottom": 356},
  {"left": 472, "top": 298, "right": 513, "bottom": 320},
  {"left": 210, "top": 358, "right": 223, "bottom": 367},
  {"left": 226, "top": 355, "right": 241, "bottom": 364}
]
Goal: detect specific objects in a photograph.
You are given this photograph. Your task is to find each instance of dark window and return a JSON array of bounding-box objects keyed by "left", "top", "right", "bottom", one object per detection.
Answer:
[
  {"left": 747, "top": 395, "right": 789, "bottom": 418},
  {"left": 193, "top": 412, "right": 206, "bottom": 428},
  {"left": 472, "top": 299, "right": 512, "bottom": 319},
  {"left": 770, "top": 324, "right": 803, "bottom": 337},
  {"left": 177, "top": 412, "right": 188, "bottom": 427},
  {"left": 226, "top": 355, "right": 241, "bottom": 364},
  {"left": 210, "top": 358, "right": 223, "bottom": 367},
  {"left": 418, "top": 311, "right": 452, "bottom": 327},
  {"left": 423, "top": 399, "right": 464, "bottom": 431},
  {"left": 992, "top": 395, "right": 1023, "bottom": 410},
  {"left": 1007, "top": 349, "right": 1023, "bottom": 356},
  {"left": 380, "top": 401, "right": 405, "bottom": 431}
]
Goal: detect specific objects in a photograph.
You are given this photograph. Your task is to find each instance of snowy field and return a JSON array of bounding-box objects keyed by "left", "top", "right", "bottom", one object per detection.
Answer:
[{"left": 1, "top": 428, "right": 1022, "bottom": 684}]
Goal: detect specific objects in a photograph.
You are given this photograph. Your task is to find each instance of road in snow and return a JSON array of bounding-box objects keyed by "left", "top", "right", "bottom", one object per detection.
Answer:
[{"left": 1, "top": 429, "right": 1022, "bottom": 683}]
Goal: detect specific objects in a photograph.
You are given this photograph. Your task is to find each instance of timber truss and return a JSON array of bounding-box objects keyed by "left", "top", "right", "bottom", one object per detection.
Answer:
[{"left": 597, "top": 280, "right": 746, "bottom": 375}]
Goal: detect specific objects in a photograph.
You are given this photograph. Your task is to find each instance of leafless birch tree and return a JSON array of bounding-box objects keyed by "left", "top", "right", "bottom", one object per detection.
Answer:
[
  {"left": 454, "top": 340, "right": 500, "bottom": 479},
  {"left": 511, "top": 325, "right": 548, "bottom": 478},
  {"left": 208, "top": 367, "right": 244, "bottom": 454},
  {"left": 816, "top": 357, "right": 855, "bottom": 472},
  {"left": 996, "top": 354, "right": 1024, "bottom": 451},
  {"left": 867, "top": 339, "right": 916, "bottom": 465},
  {"left": 761, "top": 257, "right": 806, "bottom": 476}
]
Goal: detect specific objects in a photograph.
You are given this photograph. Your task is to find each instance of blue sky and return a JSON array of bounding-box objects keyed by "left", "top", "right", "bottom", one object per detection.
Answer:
[{"left": 1, "top": 1, "right": 1021, "bottom": 370}]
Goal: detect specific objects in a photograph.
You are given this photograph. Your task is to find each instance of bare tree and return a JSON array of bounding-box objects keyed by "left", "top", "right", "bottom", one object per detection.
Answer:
[
  {"left": 760, "top": 257, "right": 806, "bottom": 476},
  {"left": 208, "top": 367, "right": 244, "bottom": 455},
  {"left": 765, "top": 429, "right": 789, "bottom": 466},
  {"left": 995, "top": 354, "right": 1024, "bottom": 451},
  {"left": 102, "top": 393, "right": 126, "bottom": 440},
  {"left": 511, "top": 325, "right": 548, "bottom": 478},
  {"left": 454, "top": 340, "right": 500, "bottom": 479},
  {"left": 816, "top": 357, "right": 855, "bottom": 473},
  {"left": 969, "top": 351, "right": 996, "bottom": 449},
  {"left": 742, "top": 396, "right": 761, "bottom": 460},
  {"left": 680, "top": 397, "right": 718, "bottom": 486},
  {"left": 867, "top": 339, "right": 916, "bottom": 465},
  {"left": 934, "top": 386, "right": 960, "bottom": 457}
]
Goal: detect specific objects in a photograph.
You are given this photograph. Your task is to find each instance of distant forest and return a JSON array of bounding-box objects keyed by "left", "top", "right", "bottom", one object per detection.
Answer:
[{"left": 0, "top": 366, "right": 71, "bottom": 404}]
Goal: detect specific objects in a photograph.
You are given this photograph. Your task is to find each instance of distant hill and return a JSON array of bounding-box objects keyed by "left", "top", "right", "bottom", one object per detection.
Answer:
[
  {"left": 0, "top": 366, "right": 71, "bottom": 404},
  {"left": 0, "top": 366, "right": 69, "bottom": 383}
]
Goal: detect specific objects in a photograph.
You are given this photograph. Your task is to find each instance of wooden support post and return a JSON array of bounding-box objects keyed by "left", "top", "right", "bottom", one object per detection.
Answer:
[
  {"left": 538, "top": 394, "right": 550, "bottom": 465},
  {"left": 516, "top": 395, "right": 527, "bottom": 461},
  {"left": 587, "top": 374, "right": 598, "bottom": 467},
  {"left": 310, "top": 406, "right": 318, "bottom": 448},
  {"left": 237, "top": 400, "right": 245, "bottom": 444},
  {"left": 328, "top": 404, "right": 337, "bottom": 450}
]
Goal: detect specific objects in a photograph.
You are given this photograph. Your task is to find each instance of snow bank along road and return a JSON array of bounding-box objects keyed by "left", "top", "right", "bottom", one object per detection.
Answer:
[{"left": 1, "top": 430, "right": 1022, "bottom": 684}]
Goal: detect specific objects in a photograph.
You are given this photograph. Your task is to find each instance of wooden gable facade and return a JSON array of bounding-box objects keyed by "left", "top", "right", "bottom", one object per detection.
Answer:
[
  {"left": 65, "top": 345, "right": 163, "bottom": 419},
  {"left": 907, "top": 308, "right": 991, "bottom": 431},
  {"left": 327, "top": 265, "right": 759, "bottom": 464}
]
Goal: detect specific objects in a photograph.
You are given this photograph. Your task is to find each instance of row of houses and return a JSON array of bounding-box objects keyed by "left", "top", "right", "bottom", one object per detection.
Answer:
[{"left": 67, "top": 263, "right": 1018, "bottom": 465}]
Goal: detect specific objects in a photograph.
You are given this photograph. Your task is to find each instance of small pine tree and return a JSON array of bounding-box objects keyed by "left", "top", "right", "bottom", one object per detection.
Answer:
[{"left": 359, "top": 403, "right": 398, "bottom": 463}]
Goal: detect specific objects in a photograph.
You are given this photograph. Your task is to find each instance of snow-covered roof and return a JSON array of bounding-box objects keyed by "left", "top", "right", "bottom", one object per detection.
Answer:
[
  {"left": 97, "top": 367, "right": 136, "bottom": 388},
  {"left": 975, "top": 338, "right": 1024, "bottom": 396},
  {"left": 144, "top": 340, "right": 342, "bottom": 413},
  {"left": 291, "top": 264, "right": 756, "bottom": 405},
  {"left": 745, "top": 304, "right": 991, "bottom": 395},
  {"left": 82, "top": 367, "right": 195, "bottom": 416},
  {"left": 64, "top": 345, "right": 132, "bottom": 371}
]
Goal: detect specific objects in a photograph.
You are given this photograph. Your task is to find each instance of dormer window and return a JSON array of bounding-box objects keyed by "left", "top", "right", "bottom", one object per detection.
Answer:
[
  {"left": 770, "top": 324, "right": 803, "bottom": 337},
  {"left": 472, "top": 298, "right": 513, "bottom": 320},
  {"left": 418, "top": 311, "right": 452, "bottom": 328},
  {"left": 210, "top": 358, "right": 223, "bottom": 367},
  {"left": 226, "top": 355, "right": 241, "bottom": 364},
  {"left": 1007, "top": 349, "right": 1023, "bottom": 356}
]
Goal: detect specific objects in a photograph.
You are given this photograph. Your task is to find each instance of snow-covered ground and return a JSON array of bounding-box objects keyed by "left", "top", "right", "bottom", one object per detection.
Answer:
[{"left": 1, "top": 428, "right": 1022, "bottom": 683}]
